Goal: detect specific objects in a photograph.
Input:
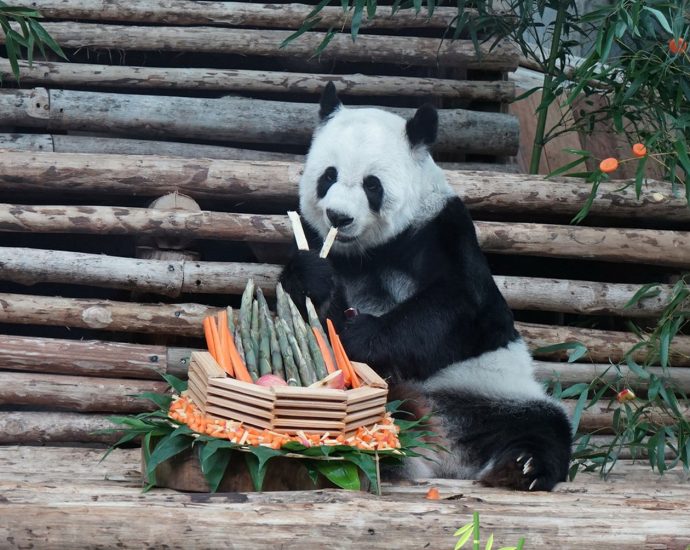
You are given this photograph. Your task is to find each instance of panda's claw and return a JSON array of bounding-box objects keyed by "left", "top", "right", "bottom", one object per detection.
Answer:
[
  {"left": 522, "top": 457, "right": 534, "bottom": 475},
  {"left": 529, "top": 478, "right": 538, "bottom": 491},
  {"left": 516, "top": 453, "right": 528, "bottom": 464}
]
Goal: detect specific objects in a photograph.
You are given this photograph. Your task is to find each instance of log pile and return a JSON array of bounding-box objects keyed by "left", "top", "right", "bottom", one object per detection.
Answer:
[{"left": 0, "top": 1, "right": 688, "bottom": 459}]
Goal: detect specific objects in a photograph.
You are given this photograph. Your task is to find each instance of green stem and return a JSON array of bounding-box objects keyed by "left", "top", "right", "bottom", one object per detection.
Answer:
[
  {"left": 529, "top": 3, "right": 568, "bottom": 174},
  {"left": 473, "top": 511, "right": 480, "bottom": 550}
]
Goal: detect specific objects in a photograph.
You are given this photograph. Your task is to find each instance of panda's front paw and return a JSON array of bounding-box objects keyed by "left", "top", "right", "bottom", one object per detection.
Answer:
[
  {"left": 340, "top": 313, "right": 381, "bottom": 363},
  {"left": 279, "top": 250, "right": 336, "bottom": 312}
]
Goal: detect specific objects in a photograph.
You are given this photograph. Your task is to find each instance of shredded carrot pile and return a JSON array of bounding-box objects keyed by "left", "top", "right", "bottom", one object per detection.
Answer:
[{"left": 168, "top": 395, "right": 401, "bottom": 451}]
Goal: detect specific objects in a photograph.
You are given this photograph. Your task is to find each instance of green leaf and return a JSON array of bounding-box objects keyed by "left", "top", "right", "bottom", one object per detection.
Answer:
[
  {"left": 136, "top": 391, "right": 172, "bottom": 409},
  {"left": 642, "top": 7, "right": 672, "bottom": 34},
  {"left": 340, "top": 451, "right": 379, "bottom": 492},
  {"left": 533, "top": 341, "right": 587, "bottom": 363},
  {"left": 280, "top": 17, "right": 320, "bottom": 48},
  {"left": 366, "top": 0, "right": 376, "bottom": 19},
  {"left": 659, "top": 323, "right": 671, "bottom": 368},
  {"left": 485, "top": 533, "right": 494, "bottom": 550},
  {"left": 570, "top": 386, "right": 589, "bottom": 436},
  {"left": 560, "top": 382, "right": 590, "bottom": 399},
  {"left": 546, "top": 156, "right": 588, "bottom": 178},
  {"left": 314, "top": 460, "right": 361, "bottom": 490},
  {"left": 624, "top": 283, "right": 661, "bottom": 309},
  {"left": 198, "top": 441, "right": 234, "bottom": 493},
  {"left": 626, "top": 356, "right": 650, "bottom": 380},
  {"left": 161, "top": 373, "right": 188, "bottom": 394},
  {"left": 453, "top": 522, "right": 474, "bottom": 537},
  {"left": 351, "top": 0, "right": 365, "bottom": 41},
  {"left": 512, "top": 86, "right": 542, "bottom": 102},
  {"left": 312, "top": 28, "right": 337, "bottom": 57},
  {"left": 244, "top": 445, "right": 285, "bottom": 491},
  {"left": 454, "top": 525, "right": 474, "bottom": 549},
  {"left": 27, "top": 19, "right": 66, "bottom": 59},
  {"left": 145, "top": 426, "right": 194, "bottom": 481}
]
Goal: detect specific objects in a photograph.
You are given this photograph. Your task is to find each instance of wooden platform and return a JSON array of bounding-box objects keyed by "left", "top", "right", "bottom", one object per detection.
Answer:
[{"left": 1, "top": 446, "right": 688, "bottom": 549}]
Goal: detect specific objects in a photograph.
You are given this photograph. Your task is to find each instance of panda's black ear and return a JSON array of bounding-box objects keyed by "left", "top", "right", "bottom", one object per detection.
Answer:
[
  {"left": 406, "top": 104, "right": 438, "bottom": 148},
  {"left": 319, "top": 82, "right": 342, "bottom": 121}
]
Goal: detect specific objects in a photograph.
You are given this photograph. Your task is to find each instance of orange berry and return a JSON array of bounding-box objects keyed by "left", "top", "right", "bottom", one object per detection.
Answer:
[
  {"left": 425, "top": 487, "right": 440, "bottom": 500},
  {"left": 632, "top": 143, "right": 647, "bottom": 158},
  {"left": 599, "top": 157, "right": 619, "bottom": 173},
  {"left": 669, "top": 37, "right": 688, "bottom": 55}
]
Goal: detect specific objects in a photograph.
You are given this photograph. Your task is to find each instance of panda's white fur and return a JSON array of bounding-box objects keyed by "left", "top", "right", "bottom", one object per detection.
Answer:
[
  {"left": 300, "top": 106, "right": 454, "bottom": 254},
  {"left": 281, "top": 84, "right": 572, "bottom": 491}
]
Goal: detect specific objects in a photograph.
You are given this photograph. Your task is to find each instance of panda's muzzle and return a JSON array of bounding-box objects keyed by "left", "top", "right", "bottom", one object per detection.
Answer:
[{"left": 326, "top": 209, "right": 354, "bottom": 229}]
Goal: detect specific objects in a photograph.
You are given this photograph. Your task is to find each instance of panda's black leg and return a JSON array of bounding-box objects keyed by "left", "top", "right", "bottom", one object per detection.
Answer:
[{"left": 430, "top": 392, "right": 572, "bottom": 491}]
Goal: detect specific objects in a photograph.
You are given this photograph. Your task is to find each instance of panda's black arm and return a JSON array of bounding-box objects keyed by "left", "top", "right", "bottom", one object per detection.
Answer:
[{"left": 339, "top": 276, "right": 514, "bottom": 380}]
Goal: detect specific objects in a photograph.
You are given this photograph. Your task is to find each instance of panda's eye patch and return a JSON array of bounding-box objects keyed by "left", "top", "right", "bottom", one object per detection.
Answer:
[
  {"left": 316, "top": 166, "right": 338, "bottom": 198},
  {"left": 362, "top": 175, "right": 383, "bottom": 212}
]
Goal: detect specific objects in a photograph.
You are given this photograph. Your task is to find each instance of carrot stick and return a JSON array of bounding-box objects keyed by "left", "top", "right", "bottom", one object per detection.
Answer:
[
  {"left": 223, "top": 323, "right": 254, "bottom": 383},
  {"left": 312, "top": 326, "right": 336, "bottom": 374},
  {"left": 207, "top": 315, "right": 224, "bottom": 368},
  {"left": 326, "top": 319, "right": 353, "bottom": 386},
  {"left": 217, "top": 311, "right": 235, "bottom": 377},
  {"left": 203, "top": 316, "right": 218, "bottom": 362},
  {"left": 334, "top": 331, "right": 360, "bottom": 388}
]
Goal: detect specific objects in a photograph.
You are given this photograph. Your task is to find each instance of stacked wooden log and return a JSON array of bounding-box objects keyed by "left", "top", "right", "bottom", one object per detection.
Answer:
[
  {"left": 0, "top": 0, "right": 519, "bottom": 168},
  {"left": 0, "top": 0, "right": 688, "bottom": 449}
]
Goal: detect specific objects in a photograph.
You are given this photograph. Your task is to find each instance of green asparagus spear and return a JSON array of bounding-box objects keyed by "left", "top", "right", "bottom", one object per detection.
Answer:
[
  {"left": 256, "top": 288, "right": 285, "bottom": 379},
  {"left": 239, "top": 279, "right": 259, "bottom": 380},
  {"left": 305, "top": 296, "right": 336, "bottom": 377},
  {"left": 276, "top": 318, "right": 300, "bottom": 386},
  {"left": 283, "top": 318, "right": 316, "bottom": 386},
  {"left": 256, "top": 290, "right": 272, "bottom": 377},
  {"left": 275, "top": 282, "right": 295, "bottom": 334}
]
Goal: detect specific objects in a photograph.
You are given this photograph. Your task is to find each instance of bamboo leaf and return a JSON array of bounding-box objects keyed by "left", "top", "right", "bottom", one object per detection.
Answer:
[
  {"left": 626, "top": 356, "right": 650, "bottom": 380},
  {"left": 454, "top": 526, "right": 474, "bottom": 549},
  {"left": 570, "top": 386, "right": 589, "bottom": 436},
  {"left": 351, "top": 0, "right": 365, "bottom": 41},
  {"left": 624, "top": 283, "right": 661, "bottom": 309},
  {"left": 642, "top": 7, "right": 672, "bottom": 34}
]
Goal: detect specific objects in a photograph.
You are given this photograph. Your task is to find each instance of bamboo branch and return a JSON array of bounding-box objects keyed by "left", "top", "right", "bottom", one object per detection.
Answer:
[{"left": 0, "top": 153, "right": 684, "bottom": 222}]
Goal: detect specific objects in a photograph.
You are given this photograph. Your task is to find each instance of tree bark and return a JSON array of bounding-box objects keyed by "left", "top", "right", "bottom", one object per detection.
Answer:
[
  {"left": 0, "top": 58, "right": 515, "bottom": 101},
  {"left": 0, "top": 334, "right": 167, "bottom": 379},
  {"left": 0, "top": 412, "right": 120, "bottom": 444},
  {"left": 0, "top": 371, "right": 166, "bottom": 412},
  {"left": 0, "top": 152, "right": 685, "bottom": 222},
  {"left": 0, "top": 89, "right": 521, "bottom": 155},
  {"left": 6, "top": 0, "right": 465, "bottom": 29},
  {"left": 3, "top": 23, "right": 520, "bottom": 71}
]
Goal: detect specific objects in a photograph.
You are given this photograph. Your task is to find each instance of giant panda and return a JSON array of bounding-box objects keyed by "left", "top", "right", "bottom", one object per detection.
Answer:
[{"left": 280, "top": 82, "right": 572, "bottom": 491}]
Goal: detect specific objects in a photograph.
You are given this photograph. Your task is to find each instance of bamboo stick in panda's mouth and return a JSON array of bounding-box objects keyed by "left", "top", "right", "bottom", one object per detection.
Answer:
[{"left": 319, "top": 227, "right": 338, "bottom": 258}]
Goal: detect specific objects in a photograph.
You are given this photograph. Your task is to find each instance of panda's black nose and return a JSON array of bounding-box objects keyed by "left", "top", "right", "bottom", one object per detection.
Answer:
[{"left": 326, "top": 209, "right": 354, "bottom": 228}]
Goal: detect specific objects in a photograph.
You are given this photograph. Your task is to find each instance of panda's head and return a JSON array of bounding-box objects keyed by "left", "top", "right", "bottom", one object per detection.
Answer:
[{"left": 299, "top": 83, "right": 453, "bottom": 254}]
